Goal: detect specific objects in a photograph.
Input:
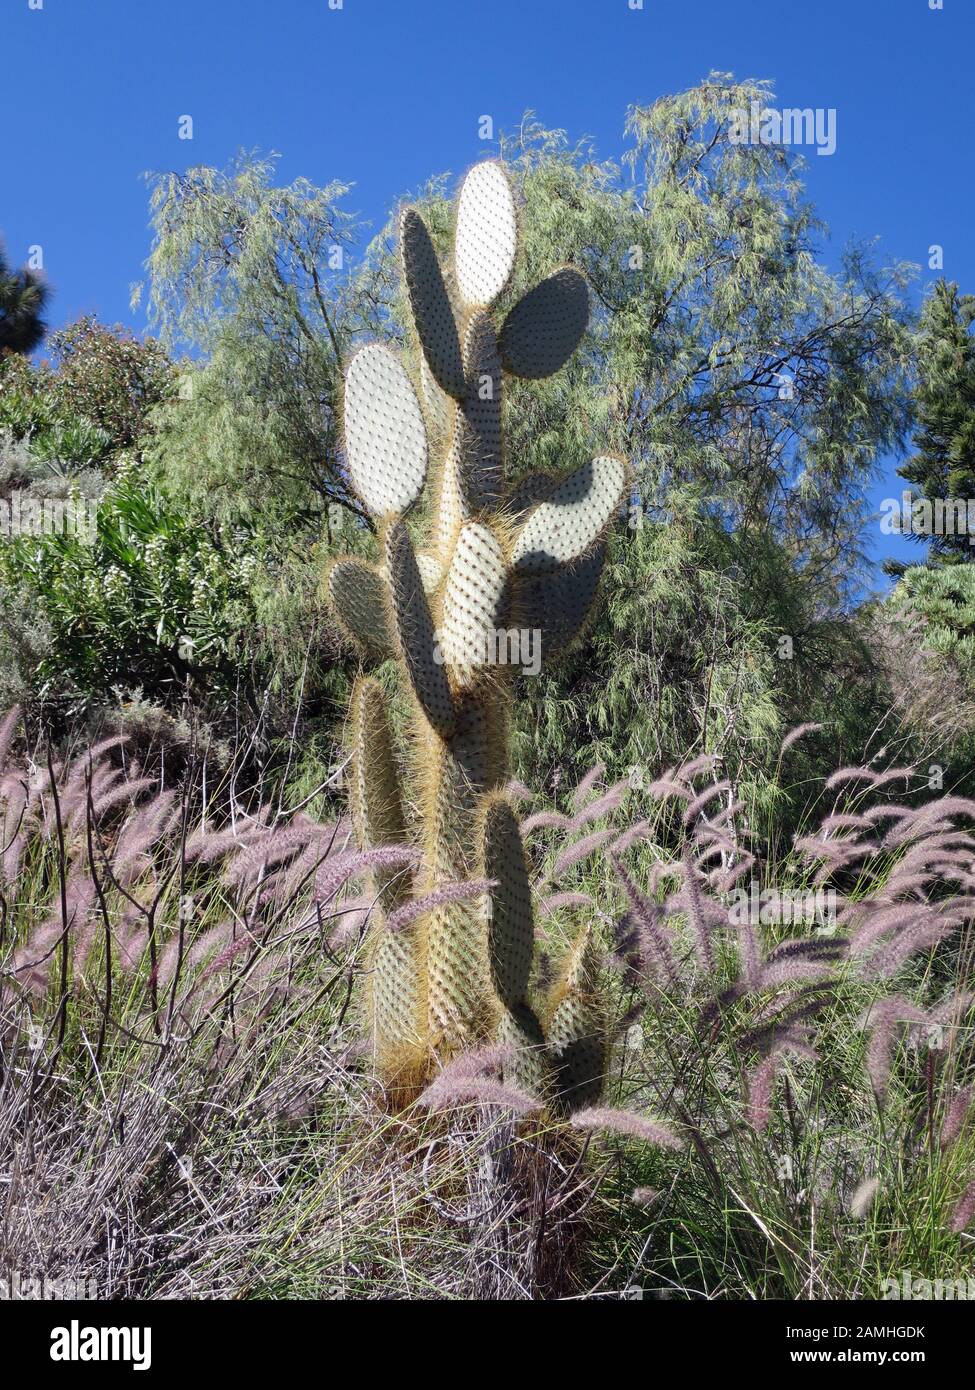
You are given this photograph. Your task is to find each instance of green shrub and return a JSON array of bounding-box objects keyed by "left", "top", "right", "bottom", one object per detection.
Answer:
[{"left": 0, "top": 458, "right": 259, "bottom": 711}]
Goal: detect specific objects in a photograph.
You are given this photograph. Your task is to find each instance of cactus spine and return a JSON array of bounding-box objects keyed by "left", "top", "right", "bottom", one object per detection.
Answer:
[{"left": 329, "top": 161, "right": 626, "bottom": 1105}]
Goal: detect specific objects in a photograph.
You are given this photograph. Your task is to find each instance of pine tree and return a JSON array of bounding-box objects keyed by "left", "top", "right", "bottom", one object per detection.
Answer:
[
  {"left": 889, "top": 280, "right": 975, "bottom": 571},
  {"left": 0, "top": 242, "right": 49, "bottom": 355}
]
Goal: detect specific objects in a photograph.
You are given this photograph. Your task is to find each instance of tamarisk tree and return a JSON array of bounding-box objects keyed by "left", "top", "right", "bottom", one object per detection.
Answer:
[{"left": 327, "top": 162, "right": 626, "bottom": 1104}]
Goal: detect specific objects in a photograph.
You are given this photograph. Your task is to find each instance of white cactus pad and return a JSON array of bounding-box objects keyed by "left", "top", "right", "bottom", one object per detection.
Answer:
[
  {"left": 344, "top": 345, "right": 427, "bottom": 517},
  {"left": 512, "top": 455, "right": 627, "bottom": 573},
  {"left": 498, "top": 267, "right": 589, "bottom": 379},
  {"left": 385, "top": 520, "right": 455, "bottom": 736},
  {"left": 454, "top": 161, "right": 518, "bottom": 309},
  {"left": 440, "top": 522, "right": 508, "bottom": 681},
  {"left": 514, "top": 542, "right": 605, "bottom": 661},
  {"left": 400, "top": 208, "right": 465, "bottom": 398},
  {"left": 327, "top": 556, "right": 395, "bottom": 662},
  {"left": 381, "top": 550, "right": 443, "bottom": 594}
]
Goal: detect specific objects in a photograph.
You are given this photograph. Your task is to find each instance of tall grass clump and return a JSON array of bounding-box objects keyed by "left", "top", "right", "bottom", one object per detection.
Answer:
[
  {"left": 3, "top": 704, "right": 974, "bottom": 1298},
  {"left": 0, "top": 707, "right": 605, "bottom": 1298},
  {"left": 562, "top": 732, "right": 975, "bottom": 1299}
]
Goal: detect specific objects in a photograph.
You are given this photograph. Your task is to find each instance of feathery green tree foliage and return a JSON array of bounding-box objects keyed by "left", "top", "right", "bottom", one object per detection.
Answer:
[
  {"left": 5, "top": 79, "right": 916, "bottom": 821},
  {"left": 137, "top": 153, "right": 376, "bottom": 531}
]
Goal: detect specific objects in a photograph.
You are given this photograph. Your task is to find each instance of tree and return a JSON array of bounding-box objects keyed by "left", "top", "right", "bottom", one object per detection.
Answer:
[
  {"left": 47, "top": 317, "right": 174, "bottom": 448},
  {"left": 137, "top": 152, "right": 377, "bottom": 531},
  {"left": 1, "top": 318, "right": 174, "bottom": 474},
  {"left": 0, "top": 241, "right": 49, "bottom": 355},
  {"left": 875, "top": 564, "right": 975, "bottom": 785},
  {"left": 887, "top": 279, "right": 975, "bottom": 572}
]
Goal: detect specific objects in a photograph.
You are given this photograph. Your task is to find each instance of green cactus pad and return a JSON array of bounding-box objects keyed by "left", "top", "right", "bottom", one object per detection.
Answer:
[
  {"left": 548, "top": 1011, "right": 605, "bottom": 1113},
  {"left": 424, "top": 696, "right": 500, "bottom": 1050},
  {"left": 454, "top": 161, "right": 518, "bottom": 309},
  {"left": 513, "top": 542, "right": 606, "bottom": 663},
  {"left": 424, "top": 895, "right": 489, "bottom": 1054},
  {"left": 344, "top": 344, "right": 428, "bottom": 517},
  {"left": 419, "top": 353, "right": 454, "bottom": 441},
  {"left": 326, "top": 556, "right": 395, "bottom": 663},
  {"left": 385, "top": 519, "right": 456, "bottom": 737},
  {"left": 348, "top": 677, "right": 412, "bottom": 912},
  {"left": 481, "top": 798, "right": 535, "bottom": 1010},
  {"left": 457, "top": 310, "right": 504, "bottom": 511},
  {"left": 498, "top": 266, "right": 590, "bottom": 380},
  {"left": 371, "top": 927, "right": 423, "bottom": 1082},
  {"left": 545, "top": 925, "right": 606, "bottom": 1113},
  {"left": 512, "top": 455, "right": 627, "bottom": 574},
  {"left": 440, "top": 522, "right": 508, "bottom": 681},
  {"left": 498, "top": 1003, "right": 548, "bottom": 1099},
  {"left": 426, "top": 695, "right": 500, "bottom": 891},
  {"left": 400, "top": 207, "right": 465, "bottom": 398}
]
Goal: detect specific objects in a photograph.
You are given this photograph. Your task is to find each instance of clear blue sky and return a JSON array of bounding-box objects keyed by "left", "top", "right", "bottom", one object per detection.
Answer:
[{"left": 2, "top": 0, "right": 972, "bottom": 579}]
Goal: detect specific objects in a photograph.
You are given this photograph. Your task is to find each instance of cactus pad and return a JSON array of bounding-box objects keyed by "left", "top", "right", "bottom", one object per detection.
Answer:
[
  {"left": 512, "top": 455, "right": 627, "bottom": 573},
  {"left": 454, "top": 161, "right": 517, "bottom": 309},
  {"left": 371, "top": 927, "right": 423, "bottom": 1072},
  {"left": 415, "top": 550, "right": 444, "bottom": 595},
  {"left": 504, "top": 471, "right": 555, "bottom": 523},
  {"left": 419, "top": 353, "right": 454, "bottom": 441},
  {"left": 457, "top": 309, "right": 504, "bottom": 511},
  {"left": 385, "top": 519, "right": 456, "bottom": 737},
  {"left": 481, "top": 798, "right": 535, "bottom": 1010},
  {"left": 435, "top": 438, "right": 470, "bottom": 553},
  {"left": 400, "top": 207, "right": 465, "bottom": 398},
  {"left": 440, "top": 522, "right": 508, "bottom": 681},
  {"left": 344, "top": 345, "right": 427, "bottom": 517},
  {"left": 348, "top": 677, "right": 412, "bottom": 911},
  {"left": 326, "top": 556, "right": 395, "bottom": 664},
  {"left": 545, "top": 924, "right": 606, "bottom": 1112},
  {"left": 499, "top": 266, "right": 590, "bottom": 380},
  {"left": 498, "top": 1003, "right": 548, "bottom": 1098},
  {"left": 513, "top": 542, "right": 605, "bottom": 663}
]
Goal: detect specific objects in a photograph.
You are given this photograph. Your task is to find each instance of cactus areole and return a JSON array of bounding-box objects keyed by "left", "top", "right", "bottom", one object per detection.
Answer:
[{"left": 326, "top": 160, "right": 627, "bottom": 1107}]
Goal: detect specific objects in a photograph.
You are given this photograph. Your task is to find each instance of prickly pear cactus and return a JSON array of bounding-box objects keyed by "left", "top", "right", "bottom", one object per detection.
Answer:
[{"left": 327, "top": 160, "right": 627, "bottom": 1106}]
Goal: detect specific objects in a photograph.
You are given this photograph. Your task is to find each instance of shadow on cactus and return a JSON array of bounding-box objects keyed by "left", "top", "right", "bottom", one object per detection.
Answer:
[{"left": 326, "top": 161, "right": 628, "bottom": 1106}]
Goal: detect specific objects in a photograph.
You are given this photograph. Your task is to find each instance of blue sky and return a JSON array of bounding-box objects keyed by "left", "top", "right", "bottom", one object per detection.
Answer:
[{"left": 2, "top": 0, "right": 972, "bottom": 578}]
